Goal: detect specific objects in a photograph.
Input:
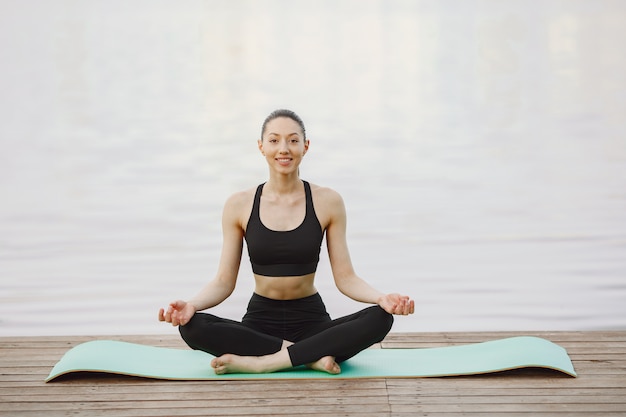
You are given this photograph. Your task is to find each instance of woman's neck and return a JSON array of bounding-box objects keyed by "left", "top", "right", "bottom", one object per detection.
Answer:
[{"left": 264, "top": 174, "right": 302, "bottom": 195}]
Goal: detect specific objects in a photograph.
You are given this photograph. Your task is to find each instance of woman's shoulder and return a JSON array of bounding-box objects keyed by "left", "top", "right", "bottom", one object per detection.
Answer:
[
  {"left": 308, "top": 182, "right": 341, "bottom": 199},
  {"left": 224, "top": 186, "right": 257, "bottom": 209},
  {"left": 308, "top": 182, "right": 346, "bottom": 216},
  {"left": 222, "top": 186, "right": 259, "bottom": 226}
]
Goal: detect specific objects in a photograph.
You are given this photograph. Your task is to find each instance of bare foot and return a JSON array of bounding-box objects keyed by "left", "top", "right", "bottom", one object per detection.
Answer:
[
  {"left": 211, "top": 354, "right": 263, "bottom": 374},
  {"left": 307, "top": 356, "right": 341, "bottom": 374},
  {"left": 211, "top": 350, "right": 292, "bottom": 375}
]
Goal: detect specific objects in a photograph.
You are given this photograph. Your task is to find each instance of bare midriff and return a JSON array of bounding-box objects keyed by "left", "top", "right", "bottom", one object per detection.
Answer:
[{"left": 253, "top": 273, "right": 317, "bottom": 300}]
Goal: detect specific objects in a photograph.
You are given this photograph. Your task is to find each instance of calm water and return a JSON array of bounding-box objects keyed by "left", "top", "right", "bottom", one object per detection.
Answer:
[{"left": 1, "top": 0, "right": 625, "bottom": 336}]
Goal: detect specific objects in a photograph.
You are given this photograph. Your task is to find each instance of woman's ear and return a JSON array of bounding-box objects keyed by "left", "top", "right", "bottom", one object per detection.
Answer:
[
  {"left": 258, "top": 139, "right": 265, "bottom": 155},
  {"left": 303, "top": 139, "right": 310, "bottom": 154}
]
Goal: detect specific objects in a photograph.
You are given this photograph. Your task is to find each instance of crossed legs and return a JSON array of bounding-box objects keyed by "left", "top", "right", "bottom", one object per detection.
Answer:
[{"left": 179, "top": 304, "right": 393, "bottom": 375}]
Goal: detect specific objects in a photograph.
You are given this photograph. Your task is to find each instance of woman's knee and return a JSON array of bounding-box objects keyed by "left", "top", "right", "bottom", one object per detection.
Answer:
[
  {"left": 178, "top": 313, "right": 215, "bottom": 349},
  {"left": 366, "top": 305, "right": 394, "bottom": 335}
]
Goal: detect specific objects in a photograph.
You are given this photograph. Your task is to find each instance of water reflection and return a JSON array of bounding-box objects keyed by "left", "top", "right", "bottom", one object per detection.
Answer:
[{"left": 0, "top": 0, "right": 624, "bottom": 336}]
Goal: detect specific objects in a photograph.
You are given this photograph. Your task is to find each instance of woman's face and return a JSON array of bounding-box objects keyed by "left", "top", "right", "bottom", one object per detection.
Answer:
[{"left": 258, "top": 117, "right": 309, "bottom": 174}]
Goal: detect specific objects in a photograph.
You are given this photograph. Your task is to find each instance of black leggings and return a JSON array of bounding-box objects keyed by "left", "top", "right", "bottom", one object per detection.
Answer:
[{"left": 179, "top": 293, "right": 394, "bottom": 367}]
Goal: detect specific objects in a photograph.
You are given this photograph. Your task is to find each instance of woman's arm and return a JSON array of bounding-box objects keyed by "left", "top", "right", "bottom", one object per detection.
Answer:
[
  {"left": 324, "top": 189, "right": 414, "bottom": 316},
  {"left": 159, "top": 192, "right": 246, "bottom": 326}
]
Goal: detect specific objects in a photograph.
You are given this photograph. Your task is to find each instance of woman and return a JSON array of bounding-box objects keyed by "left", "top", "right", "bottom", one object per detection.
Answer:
[{"left": 159, "top": 109, "right": 414, "bottom": 375}]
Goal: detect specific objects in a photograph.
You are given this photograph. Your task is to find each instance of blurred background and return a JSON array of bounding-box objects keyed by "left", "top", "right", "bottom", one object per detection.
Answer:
[{"left": 1, "top": 0, "right": 625, "bottom": 336}]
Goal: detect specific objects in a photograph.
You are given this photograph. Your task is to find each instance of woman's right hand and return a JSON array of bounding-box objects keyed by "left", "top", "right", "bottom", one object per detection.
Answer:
[{"left": 158, "top": 300, "right": 196, "bottom": 327}]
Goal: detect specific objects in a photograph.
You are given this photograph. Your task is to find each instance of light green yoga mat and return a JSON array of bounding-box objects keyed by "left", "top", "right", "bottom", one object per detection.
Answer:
[{"left": 45, "top": 336, "right": 576, "bottom": 382}]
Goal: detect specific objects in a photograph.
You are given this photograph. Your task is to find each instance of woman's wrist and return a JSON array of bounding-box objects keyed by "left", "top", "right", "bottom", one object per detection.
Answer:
[
  {"left": 375, "top": 293, "right": 386, "bottom": 306},
  {"left": 187, "top": 300, "right": 201, "bottom": 312}
]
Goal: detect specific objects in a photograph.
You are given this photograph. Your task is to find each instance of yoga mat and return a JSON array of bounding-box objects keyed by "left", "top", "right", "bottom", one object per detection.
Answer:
[{"left": 45, "top": 336, "right": 576, "bottom": 382}]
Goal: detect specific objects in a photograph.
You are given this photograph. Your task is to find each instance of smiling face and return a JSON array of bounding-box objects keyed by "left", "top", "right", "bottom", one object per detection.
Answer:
[{"left": 258, "top": 117, "right": 309, "bottom": 175}]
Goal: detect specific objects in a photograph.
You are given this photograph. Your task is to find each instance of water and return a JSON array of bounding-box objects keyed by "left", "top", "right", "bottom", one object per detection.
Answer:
[{"left": 1, "top": 0, "right": 625, "bottom": 336}]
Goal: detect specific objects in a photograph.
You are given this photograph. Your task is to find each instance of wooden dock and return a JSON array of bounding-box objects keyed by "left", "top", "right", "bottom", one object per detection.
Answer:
[{"left": 1, "top": 331, "right": 625, "bottom": 416}]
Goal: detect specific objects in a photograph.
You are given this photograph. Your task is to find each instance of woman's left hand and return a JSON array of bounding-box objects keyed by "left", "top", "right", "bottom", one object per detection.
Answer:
[{"left": 378, "top": 293, "right": 415, "bottom": 315}]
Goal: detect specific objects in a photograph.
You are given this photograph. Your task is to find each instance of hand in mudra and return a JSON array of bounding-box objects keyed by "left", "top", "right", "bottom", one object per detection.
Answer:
[
  {"left": 158, "top": 300, "right": 196, "bottom": 326},
  {"left": 378, "top": 293, "right": 415, "bottom": 316}
]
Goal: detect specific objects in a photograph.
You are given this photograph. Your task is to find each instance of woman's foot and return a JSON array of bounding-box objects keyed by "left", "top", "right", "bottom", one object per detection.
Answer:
[
  {"left": 211, "top": 349, "right": 292, "bottom": 375},
  {"left": 211, "top": 354, "right": 261, "bottom": 374},
  {"left": 210, "top": 347, "right": 341, "bottom": 376},
  {"left": 307, "top": 356, "right": 341, "bottom": 374}
]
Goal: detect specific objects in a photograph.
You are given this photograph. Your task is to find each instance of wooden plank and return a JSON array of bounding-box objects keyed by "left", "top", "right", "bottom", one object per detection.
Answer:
[
  {"left": 0, "top": 378, "right": 387, "bottom": 391},
  {"left": 390, "top": 403, "right": 626, "bottom": 413},
  {"left": 1, "top": 396, "right": 392, "bottom": 410},
  {"left": 0, "top": 388, "right": 386, "bottom": 402},
  {"left": 388, "top": 394, "right": 626, "bottom": 404},
  {"left": 2, "top": 410, "right": 381, "bottom": 417},
  {"left": 1, "top": 401, "right": 392, "bottom": 416},
  {"left": 386, "top": 387, "right": 626, "bottom": 397},
  {"left": 389, "top": 410, "right": 624, "bottom": 417},
  {"left": 401, "top": 412, "right": 601, "bottom": 417},
  {"left": 385, "top": 374, "right": 626, "bottom": 388}
]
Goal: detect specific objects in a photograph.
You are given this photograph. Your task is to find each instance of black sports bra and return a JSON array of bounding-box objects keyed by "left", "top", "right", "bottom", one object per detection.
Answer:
[{"left": 245, "top": 181, "right": 324, "bottom": 277}]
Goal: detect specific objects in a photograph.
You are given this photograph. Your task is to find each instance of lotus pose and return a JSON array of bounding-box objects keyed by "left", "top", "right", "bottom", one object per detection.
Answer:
[{"left": 159, "top": 109, "right": 414, "bottom": 374}]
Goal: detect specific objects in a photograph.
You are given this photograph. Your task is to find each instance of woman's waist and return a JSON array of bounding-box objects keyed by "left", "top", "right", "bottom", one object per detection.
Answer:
[
  {"left": 244, "top": 291, "right": 330, "bottom": 323},
  {"left": 253, "top": 273, "right": 316, "bottom": 300}
]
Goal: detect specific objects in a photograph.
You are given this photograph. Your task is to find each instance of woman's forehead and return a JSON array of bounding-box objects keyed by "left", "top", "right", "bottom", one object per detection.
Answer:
[{"left": 265, "top": 117, "right": 303, "bottom": 135}]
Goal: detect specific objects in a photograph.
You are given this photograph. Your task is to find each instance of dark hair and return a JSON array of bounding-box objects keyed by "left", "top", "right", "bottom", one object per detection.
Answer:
[{"left": 261, "top": 109, "right": 306, "bottom": 140}]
